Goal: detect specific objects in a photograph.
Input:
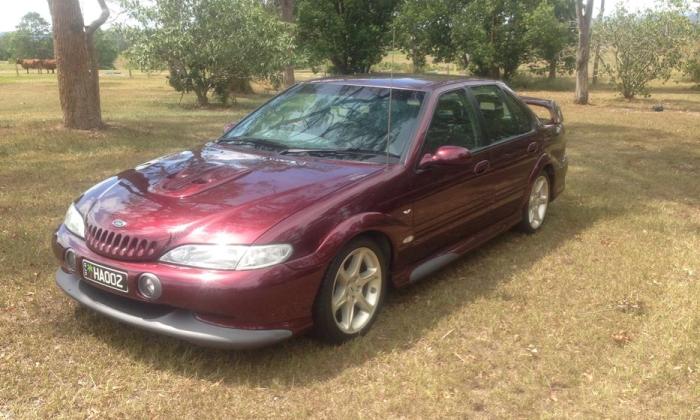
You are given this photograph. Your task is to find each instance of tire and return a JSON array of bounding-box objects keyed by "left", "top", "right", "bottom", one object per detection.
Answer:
[
  {"left": 519, "top": 172, "right": 550, "bottom": 234},
  {"left": 313, "top": 237, "right": 388, "bottom": 344}
]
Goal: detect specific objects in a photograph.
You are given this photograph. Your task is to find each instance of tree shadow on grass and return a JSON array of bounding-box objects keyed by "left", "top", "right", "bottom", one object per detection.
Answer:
[{"left": 58, "top": 120, "right": 698, "bottom": 387}]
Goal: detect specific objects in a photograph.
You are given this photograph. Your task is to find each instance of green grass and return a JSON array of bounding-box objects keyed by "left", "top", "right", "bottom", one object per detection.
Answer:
[{"left": 0, "top": 61, "right": 699, "bottom": 418}]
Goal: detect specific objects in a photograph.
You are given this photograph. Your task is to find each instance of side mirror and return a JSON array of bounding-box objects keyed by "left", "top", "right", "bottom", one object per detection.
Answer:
[
  {"left": 419, "top": 145, "right": 472, "bottom": 168},
  {"left": 223, "top": 121, "right": 238, "bottom": 133}
]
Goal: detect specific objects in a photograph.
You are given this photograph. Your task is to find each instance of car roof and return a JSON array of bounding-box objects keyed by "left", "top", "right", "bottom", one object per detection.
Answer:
[{"left": 304, "top": 74, "right": 500, "bottom": 91}]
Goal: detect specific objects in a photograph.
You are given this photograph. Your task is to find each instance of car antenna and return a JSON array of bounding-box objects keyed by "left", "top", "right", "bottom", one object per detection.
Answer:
[{"left": 386, "top": 26, "right": 395, "bottom": 167}]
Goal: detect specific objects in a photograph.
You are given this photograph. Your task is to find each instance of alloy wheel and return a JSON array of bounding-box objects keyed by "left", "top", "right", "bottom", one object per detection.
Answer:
[
  {"left": 331, "top": 247, "right": 383, "bottom": 334},
  {"left": 528, "top": 175, "right": 550, "bottom": 230}
]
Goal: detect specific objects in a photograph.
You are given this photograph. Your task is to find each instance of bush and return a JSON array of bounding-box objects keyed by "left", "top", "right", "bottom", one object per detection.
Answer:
[
  {"left": 686, "top": 57, "right": 700, "bottom": 82},
  {"left": 598, "top": 7, "right": 694, "bottom": 99}
]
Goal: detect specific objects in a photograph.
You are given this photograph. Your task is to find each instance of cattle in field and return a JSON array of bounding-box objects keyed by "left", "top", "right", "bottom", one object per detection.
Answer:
[
  {"left": 15, "top": 59, "right": 56, "bottom": 74},
  {"left": 41, "top": 59, "right": 57, "bottom": 73},
  {"left": 16, "top": 59, "right": 42, "bottom": 74}
]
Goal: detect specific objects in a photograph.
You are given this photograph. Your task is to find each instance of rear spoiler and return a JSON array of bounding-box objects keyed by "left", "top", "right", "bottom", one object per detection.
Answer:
[{"left": 519, "top": 96, "right": 563, "bottom": 124}]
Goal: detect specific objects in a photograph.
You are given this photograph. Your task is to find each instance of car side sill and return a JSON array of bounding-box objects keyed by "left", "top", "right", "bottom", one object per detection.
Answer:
[
  {"left": 407, "top": 213, "right": 521, "bottom": 284},
  {"left": 409, "top": 253, "right": 460, "bottom": 283},
  {"left": 55, "top": 269, "right": 292, "bottom": 349}
]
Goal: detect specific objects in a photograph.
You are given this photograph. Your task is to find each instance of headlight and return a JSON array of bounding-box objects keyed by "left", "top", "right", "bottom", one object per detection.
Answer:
[
  {"left": 159, "top": 244, "right": 293, "bottom": 270},
  {"left": 64, "top": 203, "right": 85, "bottom": 239}
]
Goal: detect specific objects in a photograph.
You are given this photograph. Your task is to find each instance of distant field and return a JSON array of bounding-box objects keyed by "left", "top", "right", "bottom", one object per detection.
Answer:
[{"left": 0, "top": 61, "right": 698, "bottom": 418}]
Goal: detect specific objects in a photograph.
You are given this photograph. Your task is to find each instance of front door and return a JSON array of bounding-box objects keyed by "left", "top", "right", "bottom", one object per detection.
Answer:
[{"left": 409, "top": 89, "right": 492, "bottom": 262}]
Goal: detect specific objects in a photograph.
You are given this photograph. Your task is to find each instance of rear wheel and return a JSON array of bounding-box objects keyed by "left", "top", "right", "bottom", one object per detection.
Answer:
[
  {"left": 519, "top": 173, "right": 550, "bottom": 233},
  {"left": 313, "top": 237, "right": 387, "bottom": 343}
]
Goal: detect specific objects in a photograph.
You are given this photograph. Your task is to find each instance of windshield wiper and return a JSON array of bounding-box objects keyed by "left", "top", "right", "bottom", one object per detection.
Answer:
[
  {"left": 280, "top": 148, "right": 400, "bottom": 159},
  {"left": 218, "top": 136, "right": 287, "bottom": 150}
]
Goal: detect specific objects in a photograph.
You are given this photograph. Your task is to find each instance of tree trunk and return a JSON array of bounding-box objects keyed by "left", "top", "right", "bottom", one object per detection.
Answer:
[
  {"left": 194, "top": 88, "right": 209, "bottom": 106},
  {"left": 229, "top": 78, "right": 253, "bottom": 94},
  {"left": 411, "top": 49, "right": 426, "bottom": 73},
  {"left": 574, "top": 0, "right": 594, "bottom": 105},
  {"left": 86, "top": 31, "right": 102, "bottom": 123},
  {"left": 548, "top": 59, "right": 557, "bottom": 80},
  {"left": 48, "top": 0, "right": 108, "bottom": 129},
  {"left": 279, "top": 0, "right": 295, "bottom": 86},
  {"left": 591, "top": 0, "right": 605, "bottom": 85}
]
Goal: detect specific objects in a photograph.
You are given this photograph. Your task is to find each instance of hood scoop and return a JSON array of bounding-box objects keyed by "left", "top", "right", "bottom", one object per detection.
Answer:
[{"left": 151, "top": 162, "right": 251, "bottom": 198}]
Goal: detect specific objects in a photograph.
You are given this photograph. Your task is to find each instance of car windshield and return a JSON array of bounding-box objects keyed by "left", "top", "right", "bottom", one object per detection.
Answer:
[{"left": 220, "top": 83, "right": 426, "bottom": 162}]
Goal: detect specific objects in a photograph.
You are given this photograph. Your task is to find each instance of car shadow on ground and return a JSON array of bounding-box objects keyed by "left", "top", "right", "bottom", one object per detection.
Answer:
[
  {"left": 67, "top": 194, "right": 615, "bottom": 387},
  {"left": 63, "top": 120, "right": 697, "bottom": 387}
]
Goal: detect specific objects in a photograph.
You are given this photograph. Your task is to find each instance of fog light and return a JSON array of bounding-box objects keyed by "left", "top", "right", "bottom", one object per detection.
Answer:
[
  {"left": 64, "top": 249, "right": 77, "bottom": 272},
  {"left": 138, "top": 273, "right": 162, "bottom": 300}
]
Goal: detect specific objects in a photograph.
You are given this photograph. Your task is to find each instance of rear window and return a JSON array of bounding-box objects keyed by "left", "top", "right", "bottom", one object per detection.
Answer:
[{"left": 470, "top": 85, "right": 533, "bottom": 143}]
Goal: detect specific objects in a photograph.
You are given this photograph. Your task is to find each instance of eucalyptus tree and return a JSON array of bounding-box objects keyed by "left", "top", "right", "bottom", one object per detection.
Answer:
[
  {"left": 574, "top": 0, "right": 594, "bottom": 104},
  {"left": 48, "top": 0, "right": 109, "bottom": 129},
  {"left": 11, "top": 12, "right": 54, "bottom": 59}
]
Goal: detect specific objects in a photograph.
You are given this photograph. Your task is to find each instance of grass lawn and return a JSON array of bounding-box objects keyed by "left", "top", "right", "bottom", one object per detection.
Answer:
[{"left": 0, "top": 62, "right": 699, "bottom": 418}]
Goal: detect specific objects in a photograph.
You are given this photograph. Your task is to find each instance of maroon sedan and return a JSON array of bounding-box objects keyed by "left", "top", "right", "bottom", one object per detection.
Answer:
[{"left": 53, "top": 76, "right": 567, "bottom": 348}]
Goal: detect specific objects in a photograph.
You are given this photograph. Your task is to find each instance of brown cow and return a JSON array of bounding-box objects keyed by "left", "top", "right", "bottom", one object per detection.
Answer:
[
  {"left": 16, "top": 59, "right": 43, "bottom": 74},
  {"left": 41, "top": 59, "right": 57, "bottom": 73}
]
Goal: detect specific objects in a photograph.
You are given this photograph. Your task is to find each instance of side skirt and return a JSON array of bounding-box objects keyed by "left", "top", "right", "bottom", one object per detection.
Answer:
[{"left": 399, "top": 211, "right": 522, "bottom": 286}]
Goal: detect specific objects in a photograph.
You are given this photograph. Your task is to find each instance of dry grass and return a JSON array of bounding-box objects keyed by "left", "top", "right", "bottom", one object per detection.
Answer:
[{"left": 0, "top": 61, "right": 699, "bottom": 418}]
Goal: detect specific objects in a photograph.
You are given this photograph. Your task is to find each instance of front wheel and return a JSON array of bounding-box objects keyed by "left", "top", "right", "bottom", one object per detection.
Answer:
[
  {"left": 519, "top": 173, "right": 550, "bottom": 233},
  {"left": 313, "top": 237, "right": 387, "bottom": 344}
]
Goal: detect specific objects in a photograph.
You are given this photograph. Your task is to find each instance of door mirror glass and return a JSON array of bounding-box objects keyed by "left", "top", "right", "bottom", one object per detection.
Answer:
[{"left": 419, "top": 145, "right": 472, "bottom": 168}]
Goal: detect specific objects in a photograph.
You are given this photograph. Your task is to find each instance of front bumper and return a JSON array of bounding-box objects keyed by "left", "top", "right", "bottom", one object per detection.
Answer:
[
  {"left": 56, "top": 269, "right": 292, "bottom": 349},
  {"left": 52, "top": 225, "right": 325, "bottom": 332}
]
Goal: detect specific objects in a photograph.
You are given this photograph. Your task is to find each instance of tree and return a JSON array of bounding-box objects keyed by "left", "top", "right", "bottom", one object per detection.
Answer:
[
  {"left": 393, "top": 0, "right": 452, "bottom": 72},
  {"left": 591, "top": 0, "right": 605, "bottom": 85},
  {"left": 48, "top": 0, "right": 109, "bottom": 130},
  {"left": 597, "top": 7, "right": 694, "bottom": 99},
  {"left": 279, "top": 0, "right": 296, "bottom": 86},
  {"left": 93, "top": 29, "right": 120, "bottom": 69},
  {"left": 11, "top": 12, "right": 53, "bottom": 59},
  {"left": 525, "top": 0, "right": 577, "bottom": 79},
  {"left": 450, "top": 0, "right": 537, "bottom": 80},
  {"left": 297, "top": 0, "right": 398, "bottom": 74},
  {"left": 574, "top": 0, "right": 594, "bottom": 104},
  {"left": 0, "top": 34, "right": 11, "bottom": 60},
  {"left": 392, "top": 0, "right": 540, "bottom": 80},
  {"left": 685, "top": 44, "right": 700, "bottom": 83},
  {"left": 123, "top": 0, "right": 292, "bottom": 106}
]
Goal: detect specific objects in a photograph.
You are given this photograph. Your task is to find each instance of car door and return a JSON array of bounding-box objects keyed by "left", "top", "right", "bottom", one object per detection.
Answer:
[
  {"left": 408, "top": 88, "right": 492, "bottom": 261},
  {"left": 469, "top": 85, "right": 540, "bottom": 220}
]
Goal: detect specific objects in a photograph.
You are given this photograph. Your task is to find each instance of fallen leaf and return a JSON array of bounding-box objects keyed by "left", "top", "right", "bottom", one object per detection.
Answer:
[{"left": 612, "top": 330, "right": 632, "bottom": 346}]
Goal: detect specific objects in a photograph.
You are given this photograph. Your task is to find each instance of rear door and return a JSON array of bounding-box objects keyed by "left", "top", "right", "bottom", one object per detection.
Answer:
[{"left": 468, "top": 85, "right": 540, "bottom": 220}]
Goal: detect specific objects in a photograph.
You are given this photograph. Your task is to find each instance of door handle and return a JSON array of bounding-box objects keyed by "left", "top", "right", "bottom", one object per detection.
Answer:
[
  {"left": 527, "top": 142, "right": 538, "bottom": 153},
  {"left": 474, "top": 160, "right": 490, "bottom": 175}
]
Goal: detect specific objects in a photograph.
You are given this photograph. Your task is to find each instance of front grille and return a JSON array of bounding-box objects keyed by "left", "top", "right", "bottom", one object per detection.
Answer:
[{"left": 85, "top": 224, "right": 169, "bottom": 261}]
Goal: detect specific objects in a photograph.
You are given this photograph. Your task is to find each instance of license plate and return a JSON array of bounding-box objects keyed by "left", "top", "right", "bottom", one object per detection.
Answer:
[{"left": 82, "top": 260, "right": 128, "bottom": 293}]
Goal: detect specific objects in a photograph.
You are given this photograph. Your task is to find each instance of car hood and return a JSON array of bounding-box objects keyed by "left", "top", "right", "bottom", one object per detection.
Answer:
[{"left": 80, "top": 143, "right": 381, "bottom": 249}]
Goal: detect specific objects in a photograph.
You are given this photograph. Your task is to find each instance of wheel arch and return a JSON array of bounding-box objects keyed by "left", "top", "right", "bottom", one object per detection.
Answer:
[{"left": 542, "top": 163, "right": 555, "bottom": 200}]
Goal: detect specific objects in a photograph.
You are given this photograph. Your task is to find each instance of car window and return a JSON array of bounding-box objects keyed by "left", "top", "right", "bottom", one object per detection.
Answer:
[
  {"left": 470, "top": 85, "right": 532, "bottom": 143},
  {"left": 502, "top": 91, "right": 535, "bottom": 132},
  {"left": 422, "top": 89, "right": 480, "bottom": 154}
]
